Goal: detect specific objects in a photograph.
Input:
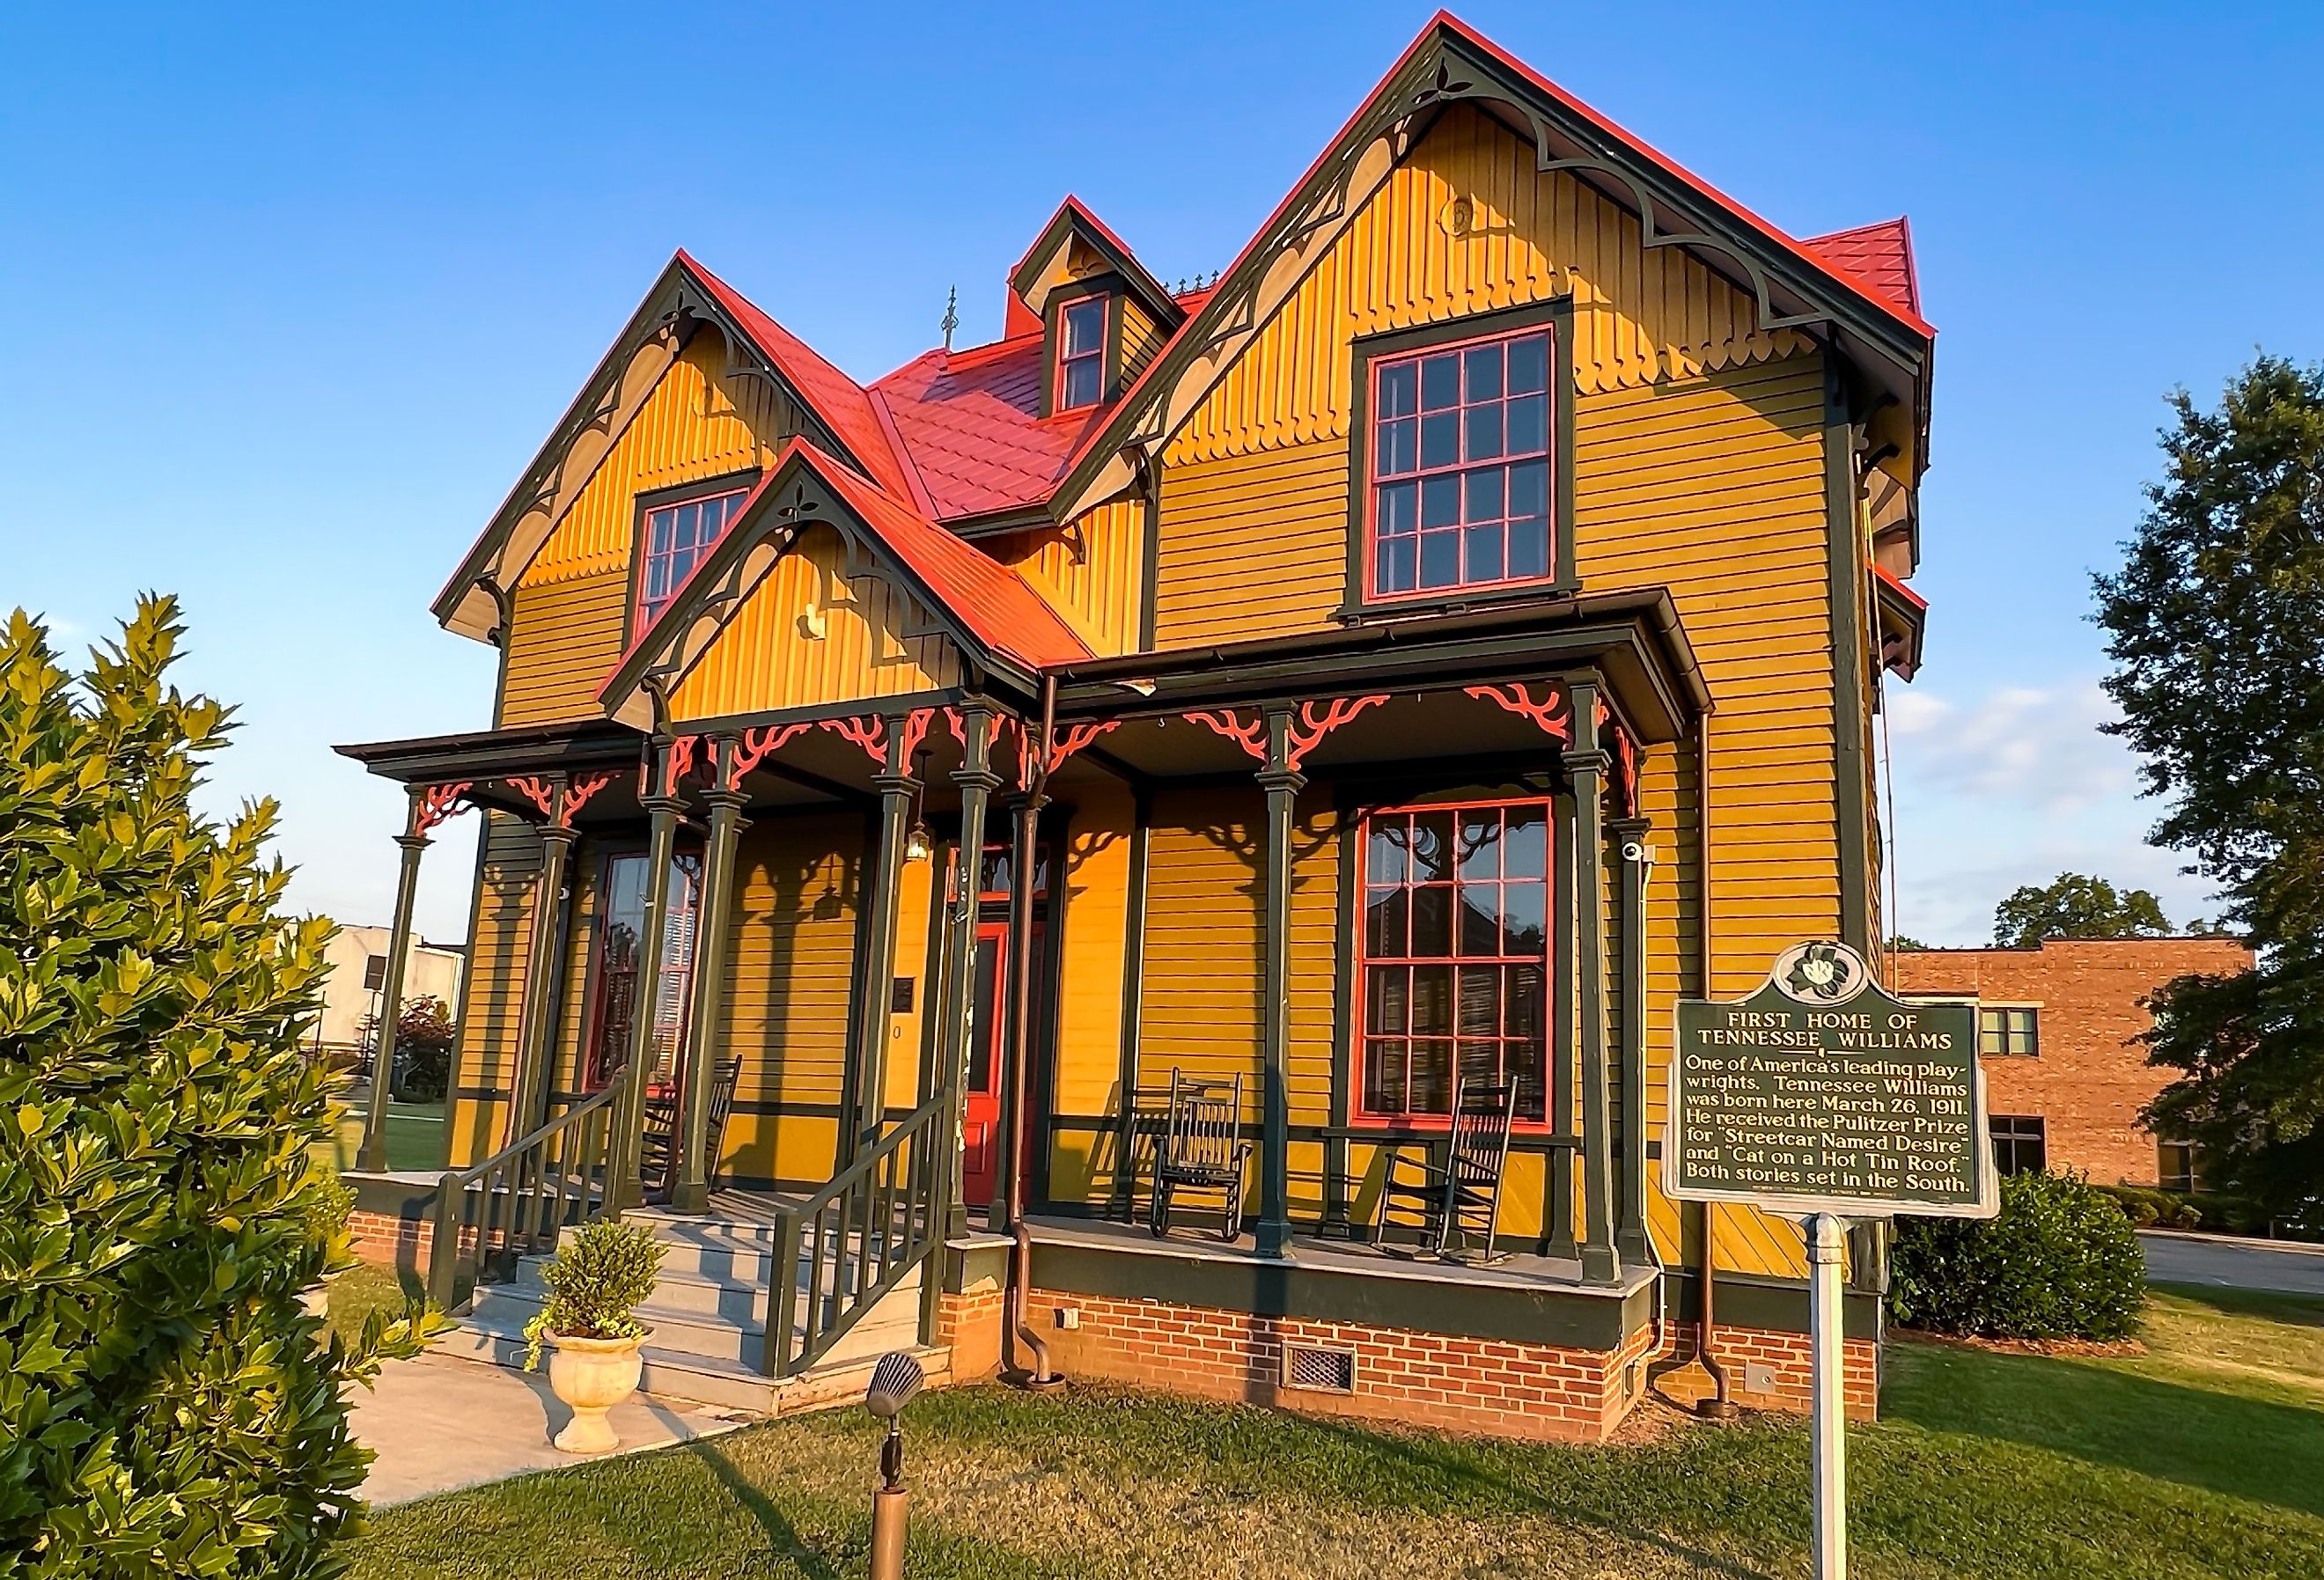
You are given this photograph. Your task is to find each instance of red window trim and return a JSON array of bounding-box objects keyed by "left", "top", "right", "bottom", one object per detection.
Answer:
[
  {"left": 1361, "top": 320, "right": 1558, "bottom": 604},
  {"left": 636, "top": 484, "right": 751, "bottom": 630},
  {"left": 1052, "top": 294, "right": 1109, "bottom": 415},
  {"left": 1350, "top": 795, "right": 1555, "bottom": 1132}
]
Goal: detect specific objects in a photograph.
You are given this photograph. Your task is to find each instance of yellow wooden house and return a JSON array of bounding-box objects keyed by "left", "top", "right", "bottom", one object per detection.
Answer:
[{"left": 341, "top": 13, "right": 1932, "bottom": 1438}]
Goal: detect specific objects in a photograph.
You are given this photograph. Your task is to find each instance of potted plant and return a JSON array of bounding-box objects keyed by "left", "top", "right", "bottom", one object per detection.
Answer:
[{"left": 523, "top": 1219, "right": 665, "bottom": 1453}]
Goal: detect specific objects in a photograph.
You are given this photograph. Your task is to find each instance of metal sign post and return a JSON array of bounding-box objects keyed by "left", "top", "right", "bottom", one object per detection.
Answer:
[{"left": 1666, "top": 942, "right": 1997, "bottom": 1580}]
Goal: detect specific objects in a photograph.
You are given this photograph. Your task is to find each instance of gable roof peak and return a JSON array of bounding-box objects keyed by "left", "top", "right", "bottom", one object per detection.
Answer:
[{"left": 1007, "top": 195, "right": 1182, "bottom": 329}]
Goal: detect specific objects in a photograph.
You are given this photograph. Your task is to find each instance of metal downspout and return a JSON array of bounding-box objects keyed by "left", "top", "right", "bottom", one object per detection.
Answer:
[{"left": 1002, "top": 674, "right": 1063, "bottom": 1390}]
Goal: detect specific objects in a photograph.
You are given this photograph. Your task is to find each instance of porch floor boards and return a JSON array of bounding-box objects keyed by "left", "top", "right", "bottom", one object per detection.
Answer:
[{"left": 1020, "top": 1213, "right": 1656, "bottom": 1297}]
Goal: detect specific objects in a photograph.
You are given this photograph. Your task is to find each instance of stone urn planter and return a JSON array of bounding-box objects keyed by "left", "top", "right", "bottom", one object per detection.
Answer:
[
  {"left": 521, "top": 1218, "right": 666, "bottom": 1456},
  {"left": 544, "top": 1330, "right": 651, "bottom": 1454}
]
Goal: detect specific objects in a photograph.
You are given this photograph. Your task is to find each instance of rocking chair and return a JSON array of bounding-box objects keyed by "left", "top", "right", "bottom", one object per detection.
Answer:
[
  {"left": 639, "top": 1057, "right": 742, "bottom": 1203},
  {"left": 1149, "top": 1068, "right": 1252, "bottom": 1242},
  {"left": 1377, "top": 1073, "right": 1517, "bottom": 1262}
]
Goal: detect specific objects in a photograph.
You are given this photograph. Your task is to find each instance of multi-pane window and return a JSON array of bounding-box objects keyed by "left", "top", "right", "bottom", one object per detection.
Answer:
[
  {"left": 637, "top": 488, "right": 749, "bottom": 628},
  {"left": 1055, "top": 296, "right": 1107, "bottom": 411},
  {"left": 583, "top": 849, "right": 703, "bottom": 1091},
  {"left": 1978, "top": 1005, "right": 2039, "bottom": 1057},
  {"left": 1358, "top": 802, "right": 1549, "bottom": 1122},
  {"left": 1369, "top": 327, "right": 1555, "bottom": 599},
  {"left": 1989, "top": 1114, "right": 2047, "bottom": 1176},
  {"left": 2158, "top": 1140, "right": 2202, "bottom": 1194}
]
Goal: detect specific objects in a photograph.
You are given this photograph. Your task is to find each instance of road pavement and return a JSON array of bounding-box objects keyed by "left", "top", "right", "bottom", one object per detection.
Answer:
[{"left": 2141, "top": 1230, "right": 2324, "bottom": 1297}]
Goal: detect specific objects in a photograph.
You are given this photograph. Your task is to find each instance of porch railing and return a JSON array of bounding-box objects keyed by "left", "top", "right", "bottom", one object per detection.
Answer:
[
  {"left": 762, "top": 1090, "right": 948, "bottom": 1378},
  {"left": 424, "top": 1071, "right": 629, "bottom": 1309}
]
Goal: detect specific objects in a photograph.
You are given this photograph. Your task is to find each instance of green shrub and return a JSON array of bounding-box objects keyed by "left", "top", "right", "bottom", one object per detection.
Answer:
[
  {"left": 1889, "top": 1170, "right": 2148, "bottom": 1340},
  {"left": 523, "top": 1219, "right": 666, "bottom": 1369},
  {"left": 0, "top": 599, "right": 444, "bottom": 1576}
]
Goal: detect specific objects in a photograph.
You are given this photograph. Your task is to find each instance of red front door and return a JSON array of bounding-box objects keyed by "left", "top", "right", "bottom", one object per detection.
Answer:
[{"left": 961, "top": 919, "right": 1042, "bottom": 1209}]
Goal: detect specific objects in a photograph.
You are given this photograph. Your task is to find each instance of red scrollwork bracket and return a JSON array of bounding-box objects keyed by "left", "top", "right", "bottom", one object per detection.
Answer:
[
  {"left": 410, "top": 782, "right": 474, "bottom": 837},
  {"left": 1182, "top": 708, "right": 1270, "bottom": 763},
  {"left": 562, "top": 769, "right": 617, "bottom": 824},
  {"left": 943, "top": 706, "right": 1009, "bottom": 752},
  {"left": 1283, "top": 695, "right": 1387, "bottom": 772},
  {"left": 729, "top": 723, "right": 810, "bottom": 788},
  {"left": 1046, "top": 719, "right": 1118, "bottom": 775},
  {"left": 820, "top": 714, "right": 887, "bottom": 766},
  {"left": 1465, "top": 682, "right": 1572, "bottom": 742},
  {"left": 504, "top": 774, "right": 557, "bottom": 820}
]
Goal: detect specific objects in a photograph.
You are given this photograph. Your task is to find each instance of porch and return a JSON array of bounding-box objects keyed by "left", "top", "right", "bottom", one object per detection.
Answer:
[{"left": 335, "top": 591, "right": 1707, "bottom": 1415}]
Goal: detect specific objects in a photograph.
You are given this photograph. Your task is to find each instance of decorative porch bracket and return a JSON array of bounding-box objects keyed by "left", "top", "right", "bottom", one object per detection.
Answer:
[{"left": 357, "top": 783, "right": 474, "bottom": 1172}]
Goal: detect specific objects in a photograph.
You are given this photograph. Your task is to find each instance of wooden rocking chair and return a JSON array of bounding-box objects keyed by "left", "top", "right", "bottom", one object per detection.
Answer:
[
  {"left": 1149, "top": 1069, "right": 1253, "bottom": 1242},
  {"left": 1377, "top": 1073, "right": 1517, "bottom": 1262},
  {"left": 639, "top": 1057, "right": 742, "bottom": 1203}
]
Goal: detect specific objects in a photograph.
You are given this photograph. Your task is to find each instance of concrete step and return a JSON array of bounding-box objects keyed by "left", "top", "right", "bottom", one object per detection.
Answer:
[{"left": 440, "top": 1290, "right": 938, "bottom": 1415}]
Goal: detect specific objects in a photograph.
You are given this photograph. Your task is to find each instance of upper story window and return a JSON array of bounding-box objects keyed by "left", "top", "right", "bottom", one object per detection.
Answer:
[
  {"left": 1367, "top": 325, "right": 1555, "bottom": 599},
  {"left": 1055, "top": 296, "right": 1108, "bottom": 412},
  {"left": 1357, "top": 799, "right": 1550, "bottom": 1125},
  {"left": 1978, "top": 1005, "right": 2039, "bottom": 1057},
  {"left": 637, "top": 487, "right": 749, "bottom": 628}
]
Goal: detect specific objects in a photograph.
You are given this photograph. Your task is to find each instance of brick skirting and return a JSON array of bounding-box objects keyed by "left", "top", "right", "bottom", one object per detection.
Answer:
[
  {"left": 937, "top": 1285, "right": 1006, "bottom": 1380},
  {"left": 1014, "top": 1286, "right": 1875, "bottom": 1440},
  {"left": 348, "top": 1207, "right": 433, "bottom": 1271}
]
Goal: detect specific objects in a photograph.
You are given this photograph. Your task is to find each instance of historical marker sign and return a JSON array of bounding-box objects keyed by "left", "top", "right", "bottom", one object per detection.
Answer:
[{"left": 1665, "top": 941, "right": 1997, "bottom": 1220}]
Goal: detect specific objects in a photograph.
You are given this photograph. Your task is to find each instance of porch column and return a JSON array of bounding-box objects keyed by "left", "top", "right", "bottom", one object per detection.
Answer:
[
  {"left": 1254, "top": 707, "right": 1303, "bottom": 1260},
  {"left": 674, "top": 737, "right": 747, "bottom": 1214},
  {"left": 1565, "top": 680, "right": 1619, "bottom": 1283},
  {"left": 609, "top": 744, "right": 683, "bottom": 1213},
  {"left": 357, "top": 789, "right": 430, "bottom": 1173},
  {"left": 842, "top": 715, "right": 920, "bottom": 1169},
  {"left": 997, "top": 775, "right": 1046, "bottom": 1230},
  {"left": 1610, "top": 812, "right": 1653, "bottom": 1267},
  {"left": 939, "top": 703, "right": 998, "bottom": 1241},
  {"left": 507, "top": 799, "right": 577, "bottom": 1146}
]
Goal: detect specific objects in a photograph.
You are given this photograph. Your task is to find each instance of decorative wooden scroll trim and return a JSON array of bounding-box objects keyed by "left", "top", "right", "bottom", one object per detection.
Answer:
[
  {"left": 897, "top": 708, "right": 936, "bottom": 768},
  {"left": 1183, "top": 708, "right": 1270, "bottom": 763},
  {"left": 504, "top": 775, "right": 558, "bottom": 820},
  {"left": 1283, "top": 695, "right": 1387, "bottom": 772},
  {"left": 1046, "top": 720, "right": 1119, "bottom": 775},
  {"left": 943, "top": 706, "right": 1009, "bottom": 750},
  {"left": 1465, "top": 682, "right": 1572, "bottom": 742},
  {"left": 562, "top": 769, "right": 618, "bottom": 823},
  {"left": 410, "top": 782, "right": 475, "bottom": 837},
  {"left": 821, "top": 715, "right": 887, "bottom": 766},
  {"left": 1592, "top": 699, "right": 1640, "bottom": 819},
  {"left": 729, "top": 723, "right": 810, "bottom": 788}
]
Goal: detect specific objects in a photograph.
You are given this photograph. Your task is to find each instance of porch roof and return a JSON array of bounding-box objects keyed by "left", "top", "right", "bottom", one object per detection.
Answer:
[{"left": 1052, "top": 587, "right": 1709, "bottom": 745}]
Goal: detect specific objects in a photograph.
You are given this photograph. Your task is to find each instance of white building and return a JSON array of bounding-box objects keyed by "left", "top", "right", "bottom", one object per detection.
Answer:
[{"left": 310, "top": 923, "right": 466, "bottom": 1067}]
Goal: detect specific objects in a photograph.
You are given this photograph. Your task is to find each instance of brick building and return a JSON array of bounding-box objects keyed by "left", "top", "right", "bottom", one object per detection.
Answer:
[{"left": 1893, "top": 937, "right": 2253, "bottom": 1187}]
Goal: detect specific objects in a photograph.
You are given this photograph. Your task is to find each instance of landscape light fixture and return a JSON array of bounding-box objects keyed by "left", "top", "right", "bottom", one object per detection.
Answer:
[{"left": 864, "top": 1350, "right": 926, "bottom": 1580}]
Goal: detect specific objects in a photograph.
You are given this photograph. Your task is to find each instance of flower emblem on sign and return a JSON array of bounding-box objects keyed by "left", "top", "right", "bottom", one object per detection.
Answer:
[{"left": 1771, "top": 939, "right": 1865, "bottom": 1004}]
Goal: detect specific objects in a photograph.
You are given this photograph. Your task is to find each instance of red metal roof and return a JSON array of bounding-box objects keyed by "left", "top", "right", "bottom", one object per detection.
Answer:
[
  {"left": 678, "top": 250, "right": 921, "bottom": 504},
  {"left": 870, "top": 337, "right": 1104, "bottom": 523},
  {"left": 1805, "top": 217, "right": 1920, "bottom": 318},
  {"left": 794, "top": 439, "right": 1093, "bottom": 670}
]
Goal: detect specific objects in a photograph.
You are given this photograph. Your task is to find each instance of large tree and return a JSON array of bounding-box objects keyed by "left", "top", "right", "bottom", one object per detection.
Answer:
[
  {"left": 2095, "top": 354, "right": 2324, "bottom": 1222},
  {"left": 0, "top": 599, "right": 439, "bottom": 1575},
  {"left": 1991, "top": 871, "right": 2172, "bottom": 948}
]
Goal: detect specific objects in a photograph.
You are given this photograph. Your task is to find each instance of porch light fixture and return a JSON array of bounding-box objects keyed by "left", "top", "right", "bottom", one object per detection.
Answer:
[{"left": 904, "top": 818, "right": 932, "bottom": 863}]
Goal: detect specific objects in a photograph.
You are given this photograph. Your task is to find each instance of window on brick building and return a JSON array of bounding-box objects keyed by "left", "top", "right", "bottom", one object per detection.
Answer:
[
  {"left": 1989, "top": 1114, "right": 2047, "bottom": 1175},
  {"left": 2158, "top": 1140, "right": 2202, "bottom": 1194},
  {"left": 1978, "top": 1005, "right": 2039, "bottom": 1057}
]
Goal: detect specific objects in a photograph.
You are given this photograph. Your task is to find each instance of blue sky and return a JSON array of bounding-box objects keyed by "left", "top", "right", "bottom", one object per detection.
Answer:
[{"left": 4, "top": 2, "right": 2319, "bottom": 945}]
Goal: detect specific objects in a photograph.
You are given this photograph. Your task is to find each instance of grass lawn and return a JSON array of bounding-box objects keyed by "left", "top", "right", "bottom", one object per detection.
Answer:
[
  {"left": 349, "top": 1282, "right": 2324, "bottom": 1578},
  {"left": 330, "top": 1259, "right": 428, "bottom": 1343},
  {"left": 322, "top": 1099, "right": 447, "bottom": 1174}
]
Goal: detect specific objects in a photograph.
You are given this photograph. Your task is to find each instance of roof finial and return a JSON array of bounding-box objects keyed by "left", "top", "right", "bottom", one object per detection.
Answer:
[{"left": 940, "top": 284, "right": 959, "bottom": 352}]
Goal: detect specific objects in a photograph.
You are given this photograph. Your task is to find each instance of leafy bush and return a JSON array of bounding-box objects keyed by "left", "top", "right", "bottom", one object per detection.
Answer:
[
  {"left": 523, "top": 1219, "right": 666, "bottom": 1369},
  {"left": 358, "top": 993, "right": 454, "bottom": 1102},
  {"left": 0, "top": 599, "right": 443, "bottom": 1576},
  {"left": 1889, "top": 1171, "right": 2148, "bottom": 1341}
]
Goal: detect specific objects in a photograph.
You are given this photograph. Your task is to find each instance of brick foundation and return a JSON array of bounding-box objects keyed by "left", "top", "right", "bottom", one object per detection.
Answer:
[
  {"left": 1652, "top": 1319, "right": 1879, "bottom": 1421},
  {"left": 1013, "top": 1286, "right": 1876, "bottom": 1439},
  {"left": 1024, "top": 1286, "right": 1666, "bottom": 1442},
  {"left": 936, "top": 1283, "right": 1006, "bottom": 1380},
  {"left": 348, "top": 1207, "right": 434, "bottom": 1273}
]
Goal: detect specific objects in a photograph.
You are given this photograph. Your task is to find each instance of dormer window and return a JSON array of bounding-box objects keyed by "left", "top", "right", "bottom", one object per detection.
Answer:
[
  {"left": 1055, "top": 295, "right": 1108, "bottom": 412},
  {"left": 637, "top": 483, "right": 749, "bottom": 628}
]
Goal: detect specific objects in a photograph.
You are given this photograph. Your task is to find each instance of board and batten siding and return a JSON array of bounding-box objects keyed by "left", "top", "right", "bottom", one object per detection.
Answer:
[{"left": 497, "top": 572, "right": 629, "bottom": 726}]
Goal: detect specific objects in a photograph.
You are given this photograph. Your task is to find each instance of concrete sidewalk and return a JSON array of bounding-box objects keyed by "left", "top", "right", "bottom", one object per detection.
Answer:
[{"left": 354, "top": 1351, "right": 750, "bottom": 1507}]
